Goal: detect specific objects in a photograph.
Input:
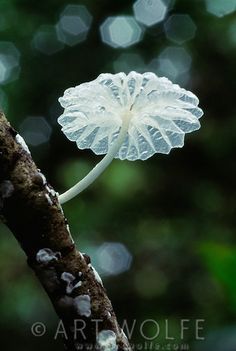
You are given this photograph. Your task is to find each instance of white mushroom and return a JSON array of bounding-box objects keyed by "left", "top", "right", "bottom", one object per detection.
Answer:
[{"left": 58, "top": 71, "right": 203, "bottom": 204}]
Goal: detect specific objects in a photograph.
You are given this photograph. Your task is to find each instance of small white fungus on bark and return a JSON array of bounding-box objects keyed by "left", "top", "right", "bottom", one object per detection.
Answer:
[
  {"left": 37, "top": 171, "right": 47, "bottom": 185},
  {"left": 88, "top": 264, "right": 103, "bottom": 286},
  {"left": 74, "top": 295, "right": 91, "bottom": 317},
  {"left": 46, "top": 185, "right": 58, "bottom": 197},
  {"left": 61, "top": 272, "right": 75, "bottom": 283},
  {"left": 66, "top": 224, "right": 71, "bottom": 235},
  {"left": 97, "top": 330, "right": 118, "bottom": 351},
  {"left": 61, "top": 272, "right": 82, "bottom": 294},
  {"left": 36, "top": 248, "right": 61, "bottom": 264},
  {"left": 45, "top": 194, "right": 53, "bottom": 206},
  {"left": 15, "top": 134, "right": 31, "bottom": 154}
]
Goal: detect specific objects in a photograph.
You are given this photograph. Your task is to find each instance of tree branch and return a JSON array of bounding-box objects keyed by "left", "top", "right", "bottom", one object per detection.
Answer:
[{"left": 0, "top": 112, "right": 130, "bottom": 351}]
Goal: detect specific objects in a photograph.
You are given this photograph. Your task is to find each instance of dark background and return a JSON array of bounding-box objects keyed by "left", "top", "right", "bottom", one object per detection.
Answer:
[{"left": 1, "top": 0, "right": 236, "bottom": 350}]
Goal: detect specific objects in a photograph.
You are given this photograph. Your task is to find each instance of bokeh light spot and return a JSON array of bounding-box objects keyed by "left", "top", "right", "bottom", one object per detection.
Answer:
[
  {"left": 164, "top": 14, "right": 197, "bottom": 44},
  {"left": 100, "top": 16, "right": 143, "bottom": 48},
  {"left": 32, "top": 25, "right": 64, "bottom": 55},
  {"left": 228, "top": 19, "right": 236, "bottom": 46},
  {"left": 56, "top": 5, "right": 92, "bottom": 46},
  {"left": 205, "top": 0, "right": 236, "bottom": 17},
  {"left": 149, "top": 46, "right": 191, "bottom": 84},
  {"left": 19, "top": 116, "right": 52, "bottom": 146},
  {"left": 0, "top": 41, "right": 20, "bottom": 84},
  {"left": 0, "top": 59, "right": 7, "bottom": 82},
  {"left": 96, "top": 242, "right": 132, "bottom": 276},
  {"left": 133, "top": 0, "right": 167, "bottom": 26}
]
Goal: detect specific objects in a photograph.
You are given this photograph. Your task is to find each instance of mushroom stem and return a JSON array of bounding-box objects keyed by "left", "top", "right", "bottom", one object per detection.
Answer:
[{"left": 59, "top": 120, "right": 129, "bottom": 204}]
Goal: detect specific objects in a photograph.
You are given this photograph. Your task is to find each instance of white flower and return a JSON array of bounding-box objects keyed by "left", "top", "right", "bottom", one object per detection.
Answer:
[
  {"left": 58, "top": 71, "right": 203, "bottom": 161},
  {"left": 58, "top": 71, "right": 203, "bottom": 203}
]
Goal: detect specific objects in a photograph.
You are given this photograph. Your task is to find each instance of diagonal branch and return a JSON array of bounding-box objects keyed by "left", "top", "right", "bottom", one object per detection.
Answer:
[{"left": 0, "top": 112, "right": 130, "bottom": 351}]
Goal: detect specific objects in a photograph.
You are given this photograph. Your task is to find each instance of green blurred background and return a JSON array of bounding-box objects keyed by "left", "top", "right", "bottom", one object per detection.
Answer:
[{"left": 1, "top": 0, "right": 236, "bottom": 350}]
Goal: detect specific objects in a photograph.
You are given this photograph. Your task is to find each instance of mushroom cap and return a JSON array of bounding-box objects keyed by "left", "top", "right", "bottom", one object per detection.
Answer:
[{"left": 58, "top": 71, "right": 203, "bottom": 161}]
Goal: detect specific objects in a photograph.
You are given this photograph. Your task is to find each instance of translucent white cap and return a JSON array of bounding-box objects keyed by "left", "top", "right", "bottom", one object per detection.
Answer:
[{"left": 58, "top": 71, "right": 203, "bottom": 161}]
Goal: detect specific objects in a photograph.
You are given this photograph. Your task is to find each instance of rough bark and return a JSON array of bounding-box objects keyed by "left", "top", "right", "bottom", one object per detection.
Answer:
[{"left": 0, "top": 112, "right": 130, "bottom": 351}]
